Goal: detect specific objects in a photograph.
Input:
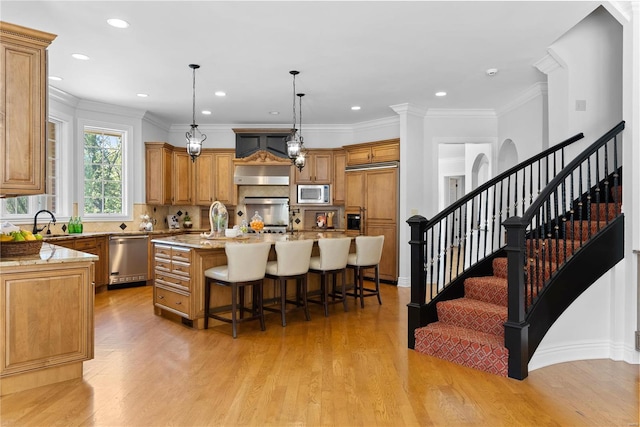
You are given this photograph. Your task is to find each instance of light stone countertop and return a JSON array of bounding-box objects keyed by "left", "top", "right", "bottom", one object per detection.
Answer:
[
  {"left": 151, "top": 231, "right": 353, "bottom": 250},
  {"left": 0, "top": 242, "right": 98, "bottom": 268}
]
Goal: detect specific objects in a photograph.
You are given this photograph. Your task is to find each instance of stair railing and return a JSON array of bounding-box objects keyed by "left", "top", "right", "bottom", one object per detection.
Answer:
[
  {"left": 407, "top": 131, "right": 585, "bottom": 348},
  {"left": 503, "top": 121, "right": 625, "bottom": 379}
]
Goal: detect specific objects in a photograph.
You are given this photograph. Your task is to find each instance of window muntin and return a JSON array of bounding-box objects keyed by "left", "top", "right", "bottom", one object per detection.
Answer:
[{"left": 83, "top": 128, "right": 124, "bottom": 215}]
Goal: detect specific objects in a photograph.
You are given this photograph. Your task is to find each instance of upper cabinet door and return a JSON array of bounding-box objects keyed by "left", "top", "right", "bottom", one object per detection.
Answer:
[
  {"left": 145, "top": 143, "right": 173, "bottom": 205},
  {"left": 0, "top": 23, "right": 56, "bottom": 196},
  {"left": 172, "top": 151, "right": 192, "bottom": 205},
  {"left": 213, "top": 150, "right": 235, "bottom": 205},
  {"left": 294, "top": 150, "right": 332, "bottom": 184},
  {"left": 194, "top": 151, "right": 214, "bottom": 205}
]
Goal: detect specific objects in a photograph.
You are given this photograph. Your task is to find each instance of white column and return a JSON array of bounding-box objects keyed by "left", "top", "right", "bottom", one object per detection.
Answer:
[{"left": 390, "top": 103, "right": 427, "bottom": 287}]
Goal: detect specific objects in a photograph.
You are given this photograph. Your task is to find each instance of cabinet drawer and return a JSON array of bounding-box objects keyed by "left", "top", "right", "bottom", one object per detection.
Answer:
[
  {"left": 155, "top": 245, "right": 172, "bottom": 259},
  {"left": 171, "top": 248, "right": 191, "bottom": 263},
  {"left": 171, "top": 261, "right": 191, "bottom": 277},
  {"left": 155, "top": 272, "right": 190, "bottom": 291},
  {"left": 155, "top": 286, "right": 189, "bottom": 317},
  {"left": 154, "top": 258, "right": 171, "bottom": 273},
  {"left": 74, "top": 238, "right": 98, "bottom": 250}
]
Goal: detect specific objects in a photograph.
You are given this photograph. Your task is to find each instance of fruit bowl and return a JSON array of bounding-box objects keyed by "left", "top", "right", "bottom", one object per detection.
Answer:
[{"left": 1, "top": 240, "right": 43, "bottom": 257}]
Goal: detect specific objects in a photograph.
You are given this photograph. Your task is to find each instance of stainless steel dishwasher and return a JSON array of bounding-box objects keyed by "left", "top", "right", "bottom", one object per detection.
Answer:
[{"left": 108, "top": 235, "right": 148, "bottom": 289}]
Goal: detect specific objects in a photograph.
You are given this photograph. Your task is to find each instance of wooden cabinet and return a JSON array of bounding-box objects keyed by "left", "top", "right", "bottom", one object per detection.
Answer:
[
  {"left": 50, "top": 236, "right": 108, "bottom": 287},
  {"left": 332, "top": 149, "right": 346, "bottom": 205},
  {"left": 0, "top": 259, "right": 94, "bottom": 395},
  {"left": 172, "top": 150, "right": 193, "bottom": 205},
  {"left": 145, "top": 142, "right": 173, "bottom": 205},
  {"left": 345, "top": 139, "right": 399, "bottom": 166},
  {"left": 345, "top": 171, "right": 365, "bottom": 212},
  {"left": 345, "top": 165, "right": 398, "bottom": 282},
  {"left": 295, "top": 149, "right": 332, "bottom": 184},
  {"left": 152, "top": 242, "right": 227, "bottom": 328},
  {"left": 195, "top": 150, "right": 235, "bottom": 206},
  {"left": 146, "top": 143, "right": 236, "bottom": 206},
  {"left": 0, "top": 22, "right": 56, "bottom": 196},
  {"left": 154, "top": 244, "right": 192, "bottom": 317},
  {"left": 365, "top": 222, "right": 398, "bottom": 282}
]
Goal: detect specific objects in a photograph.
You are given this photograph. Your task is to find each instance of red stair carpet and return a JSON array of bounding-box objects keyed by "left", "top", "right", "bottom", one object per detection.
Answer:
[{"left": 414, "top": 187, "right": 621, "bottom": 376}]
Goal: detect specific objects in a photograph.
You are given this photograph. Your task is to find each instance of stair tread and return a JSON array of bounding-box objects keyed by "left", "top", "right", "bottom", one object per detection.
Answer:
[
  {"left": 437, "top": 298, "right": 507, "bottom": 336},
  {"left": 464, "top": 275, "right": 508, "bottom": 306},
  {"left": 414, "top": 322, "right": 508, "bottom": 377},
  {"left": 416, "top": 322, "right": 505, "bottom": 347}
]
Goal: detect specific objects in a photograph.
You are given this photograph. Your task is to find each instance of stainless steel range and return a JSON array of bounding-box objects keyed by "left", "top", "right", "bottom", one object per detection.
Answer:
[{"left": 244, "top": 197, "right": 289, "bottom": 233}]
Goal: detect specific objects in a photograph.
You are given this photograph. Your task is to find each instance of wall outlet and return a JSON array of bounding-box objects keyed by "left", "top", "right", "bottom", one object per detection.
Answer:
[
  {"left": 636, "top": 331, "right": 640, "bottom": 351},
  {"left": 410, "top": 208, "right": 419, "bottom": 215},
  {"left": 575, "top": 99, "right": 587, "bottom": 111}
]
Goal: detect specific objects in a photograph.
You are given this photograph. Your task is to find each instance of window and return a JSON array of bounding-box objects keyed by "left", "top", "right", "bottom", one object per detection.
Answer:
[
  {"left": 83, "top": 127, "right": 124, "bottom": 215},
  {"left": 1, "top": 119, "right": 62, "bottom": 219}
]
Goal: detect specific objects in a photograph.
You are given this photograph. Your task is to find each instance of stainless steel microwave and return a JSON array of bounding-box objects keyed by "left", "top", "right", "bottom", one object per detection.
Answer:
[{"left": 297, "top": 184, "right": 330, "bottom": 204}]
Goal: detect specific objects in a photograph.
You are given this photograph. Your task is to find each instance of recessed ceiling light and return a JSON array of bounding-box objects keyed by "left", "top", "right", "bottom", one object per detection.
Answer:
[
  {"left": 214, "top": 91, "right": 226, "bottom": 97},
  {"left": 202, "top": 110, "right": 212, "bottom": 115},
  {"left": 107, "top": 18, "right": 130, "bottom": 29},
  {"left": 49, "top": 76, "right": 63, "bottom": 81},
  {"left": 486, "top": 68, "right": 499, "bottom": 76},
  {"left": 435, "top": 91, "right": 447, "bottom": 97},
  {"left": 71, "top": 53, "right": 90, "bottom": 60},
  {"left": 136, "top": 93, "right": 148, "bottom": 98},
  {"left": 351, "top": 106, "right": 361, "bottom": 111},
  {"left": 269, "top": 111, "right": 280, "bottom": 115}
]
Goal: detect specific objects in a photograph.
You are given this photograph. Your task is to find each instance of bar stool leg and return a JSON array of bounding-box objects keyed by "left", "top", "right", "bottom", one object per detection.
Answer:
[
  {"left": 231, "top": 283, "right": 238, "bottom": 339},
  {"left": 322, "top": 274, "right": 329, "bottom": 317},
  {"left": 258, "top": 281, "right": 266, "bottom": 331},
  {"left": 301, "top": 276, "right": 311, "bottom": 321},
  {"left": 342, "top": 269, "right": 348, "bottom": 312},
  {"left": 359, "top": 266, "right": 365, "bottom": 308},
  {"left": 375, "top": 265, "right": 382, "bottom": 305},
  {"left": 280, "top": 278, "right": 287, "bottom": 327},
  {"left": 204, "top": 278, "right": 211, "bottom": 329}
]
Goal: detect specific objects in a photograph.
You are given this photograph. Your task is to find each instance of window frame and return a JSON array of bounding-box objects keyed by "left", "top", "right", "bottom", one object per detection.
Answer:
[{"left": 78, "top": 119, "right": 133, "bottom": 222}]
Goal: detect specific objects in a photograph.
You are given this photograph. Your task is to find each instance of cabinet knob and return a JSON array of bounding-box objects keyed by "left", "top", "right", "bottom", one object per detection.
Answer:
[
  {"left": 158, "top": 295, "right": 165, "bottom": 299},
  {"left": 175, "top": 301, "right": 182, "bottom": 305}
]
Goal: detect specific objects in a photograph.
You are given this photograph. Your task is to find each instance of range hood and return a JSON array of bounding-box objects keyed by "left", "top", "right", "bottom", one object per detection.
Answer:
[{"left": 234, "top": 165, "right": 290, "bottom": 185}]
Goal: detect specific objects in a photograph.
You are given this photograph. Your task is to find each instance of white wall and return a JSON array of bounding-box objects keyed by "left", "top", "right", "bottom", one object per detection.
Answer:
[{"left": 528, "top": 3, "right": 638, "bottom": 369}]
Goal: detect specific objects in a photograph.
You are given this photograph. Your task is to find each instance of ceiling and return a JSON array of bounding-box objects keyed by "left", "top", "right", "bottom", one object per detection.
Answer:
[{"left": 2, "top": 1, "right": 598, "bottom": 127}]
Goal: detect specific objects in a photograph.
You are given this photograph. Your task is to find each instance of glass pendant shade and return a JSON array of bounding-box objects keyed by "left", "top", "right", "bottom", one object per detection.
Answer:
[
  {"left": 185, "top": 64, "right": 206, "bottom": 162},
  {"left": 286, "top": 133, "right": 302, "bottom": 159},
  {"left": 294, "top": 147, "right": 306, "bottom": 171},
  {"left": 186, "top": 124, "right": 206, "bottom": 160}
]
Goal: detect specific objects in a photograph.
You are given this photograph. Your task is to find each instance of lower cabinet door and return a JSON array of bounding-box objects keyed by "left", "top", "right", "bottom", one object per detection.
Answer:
[{"left": 154, "top": 285, "right": 190, "bottom": 317}]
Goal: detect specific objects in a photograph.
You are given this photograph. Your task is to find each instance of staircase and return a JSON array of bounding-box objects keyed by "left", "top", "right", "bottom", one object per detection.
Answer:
[
  {"left": 406, "top": 122, "right": 626, "bottom": 379},
  {"left": 413, "top": 186, "right": 622, "bottom": 377}
]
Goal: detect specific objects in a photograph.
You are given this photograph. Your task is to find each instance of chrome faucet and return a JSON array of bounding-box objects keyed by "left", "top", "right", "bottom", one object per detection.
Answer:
[{"left": 33, "top": 209, "right": 56, "bottom": 234}]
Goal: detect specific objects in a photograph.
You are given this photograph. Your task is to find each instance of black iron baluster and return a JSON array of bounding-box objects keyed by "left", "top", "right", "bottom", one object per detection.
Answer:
[
  {"left": 456, "top": 205, "right": 463, "bottom": 277},
  {"left": 595, "top": 148, "right": 601, "bottom": 227},
  {"left": 578, "top": 163, "right": 584, "bottom": 244},
  {"left": 561, "top": 180, "right": 567, "bottom": 263},
  {"left": 436, "top": 222, "right": 442, "bottom": 292},
  {"left": 428, "top": 227, "right": 435, "bottom": 300},
  {"left": 469, "top": 196, "right": 476, "bottom": 265},
  {"left": 603, "top": 140, "right": 610, "bottom": 225},
  {"left": 491, "top": 183, "right": 498, "bottom": 254},
  {"left": 476, "top": 192, "right": 482, "bottom": 260},
  {"left": 483, "top": 189, "right": 489, "bottom": 257},
  {"left": 553, "top": 188, "right": 560, "bottom": 267},
  {"left": 586, "top": 155, "right": 592, "bottom": 238},
  {"left": 613, "top": 134, "right": 620, "bottom": 214},
  {"left": 570, "top": 170, "right": 576, "bottom": 255},
  {"left": 443, "top": 215, "right": 449, "bottom": 285}
]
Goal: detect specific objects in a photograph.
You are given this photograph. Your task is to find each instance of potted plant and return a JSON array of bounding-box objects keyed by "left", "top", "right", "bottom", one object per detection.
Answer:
[{"left": 183, "top": 212, "right": 193, "bottom": 229}]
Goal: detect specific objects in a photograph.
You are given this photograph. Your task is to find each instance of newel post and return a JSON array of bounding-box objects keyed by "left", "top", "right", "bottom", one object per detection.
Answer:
[
  {"left": 502, "top": 216, "right": 529, "bottom": 380},
  {"left": 406, "top": 215, "right": 429, "bottom": 349}
]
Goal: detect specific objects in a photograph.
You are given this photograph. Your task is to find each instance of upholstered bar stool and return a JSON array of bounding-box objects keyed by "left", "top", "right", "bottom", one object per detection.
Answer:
[
  {"left": 346, "top": 235, "right": 385, "bottom": 308},
  {"left": 307, "top": 237, "right": 352, "bottom": 317},
  {"left": 264, "top": 239, "right": 314, "bottom": 326},
  {"left": 203, "top": 241, "right": 271, "bottom": 338}
]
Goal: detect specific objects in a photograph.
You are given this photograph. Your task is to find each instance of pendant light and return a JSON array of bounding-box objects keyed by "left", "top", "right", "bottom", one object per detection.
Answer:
[
  {"left": 185, "top": 64, "right": 207, "bottom": 162},
  {"left": 294, "top": 93, "right": 307, "bottom": 172},
  {"left": 284, "top": 70, "right": 302, "bottom": 162}
]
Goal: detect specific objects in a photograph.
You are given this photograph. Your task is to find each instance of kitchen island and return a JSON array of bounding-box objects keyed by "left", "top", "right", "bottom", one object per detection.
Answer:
[
  {"left": 0, "top": 243, "right": 97, "bottom": 395},
  {"left": 150, "top": 232, "right": 354, "bottom": 329}
]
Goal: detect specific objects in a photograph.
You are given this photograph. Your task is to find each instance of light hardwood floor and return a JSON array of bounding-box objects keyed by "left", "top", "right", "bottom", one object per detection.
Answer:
[{"left": 1, "top": 283, "right": 638, "bottom": 426}]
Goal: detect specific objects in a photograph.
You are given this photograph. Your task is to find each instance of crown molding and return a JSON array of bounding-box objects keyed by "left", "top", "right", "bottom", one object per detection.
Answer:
[
  {"left": 497, "top": 82, "right": 548, "bottom": 117},
  {"left": 390, "top": 103, "right": 428, "bottom": 118},
  {"left": 76, "top": 99, "right": 147, "bottom": 120},
  {"left": 534, "top": 47, "right": 567, "bottom": 75},
  {"left": 49, "top": 86, "right": 80, "bottom": 108},
  {"left": 426, "top": 109, "right": 497, "bottom": 119},
  {"left": 142, "top": 112, "right": 171, "bottom": 132},
  {"left": 351, "top": 115, "right": 399, "bottom": 133}
]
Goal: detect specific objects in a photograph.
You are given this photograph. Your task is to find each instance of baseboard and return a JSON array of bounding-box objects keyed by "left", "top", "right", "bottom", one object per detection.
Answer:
[
  {"left": 529, "top": 339, "right": 640, "bottom": 371},
  {"left": 397, "top": 276, "right": 410, "bottom": 287}
]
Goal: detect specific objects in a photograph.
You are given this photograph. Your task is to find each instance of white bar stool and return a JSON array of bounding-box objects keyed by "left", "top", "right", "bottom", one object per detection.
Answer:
[
  {"left": 347, "top": 235, "right": 384, "bottom": 307},
  {"left": 264, "top": 239, "right": 314, "bottom": 326},
  {"left": 307, "top": 237, "right": 352, "bottom": 317},
  {"left": 203, "top": 242, "right": 271, "bottom": 338}
]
